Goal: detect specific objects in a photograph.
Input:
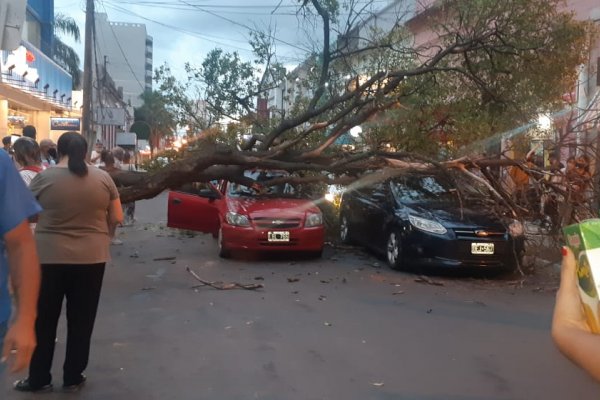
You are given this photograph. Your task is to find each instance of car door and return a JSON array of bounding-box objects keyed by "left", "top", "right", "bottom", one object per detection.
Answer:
[
  {"left": 349, "top": 185, "right": 378, "bottom": 244},
  {"left": 362, "top": 182, "right": 392, "bottom": 252},
  {"left": 167, "top": 182, "right": 221, "bottom": 235}
]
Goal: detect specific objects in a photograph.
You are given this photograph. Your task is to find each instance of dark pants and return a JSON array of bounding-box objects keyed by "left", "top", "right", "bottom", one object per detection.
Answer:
[{"left": 28, "top": 263, "right": 105, "bottom": 388}]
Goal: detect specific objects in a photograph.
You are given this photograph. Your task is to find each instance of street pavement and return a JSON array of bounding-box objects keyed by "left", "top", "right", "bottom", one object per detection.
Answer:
[{"left": 3, "top": 193, "right": 600, "bottom": 399}]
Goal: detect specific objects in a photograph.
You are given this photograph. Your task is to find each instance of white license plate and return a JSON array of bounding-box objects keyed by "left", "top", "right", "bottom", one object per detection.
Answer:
[
  {"left": 471, "top": 242, "right": 494, "bottom": 255},
  {"left": 268, "top": 231, "right": 290, "bottom": 242}
]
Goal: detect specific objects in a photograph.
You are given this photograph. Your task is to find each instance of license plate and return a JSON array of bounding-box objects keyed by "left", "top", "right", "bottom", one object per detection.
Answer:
[
  {"left": 268, "top": 231, "right": 290, "bottom": 242},
  {"left": 471, "top": 242, "right": 494, "bottom": 255}
]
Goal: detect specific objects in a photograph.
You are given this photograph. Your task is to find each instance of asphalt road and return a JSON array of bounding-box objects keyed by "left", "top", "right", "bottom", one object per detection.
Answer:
[{"left": 3, "top": 193, "right": 599, "bottom": 399}]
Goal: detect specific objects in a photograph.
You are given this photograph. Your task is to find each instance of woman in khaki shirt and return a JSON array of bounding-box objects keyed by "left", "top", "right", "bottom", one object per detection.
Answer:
[{"left": 14, "top": 132, "right": 123, "bottom": 393}]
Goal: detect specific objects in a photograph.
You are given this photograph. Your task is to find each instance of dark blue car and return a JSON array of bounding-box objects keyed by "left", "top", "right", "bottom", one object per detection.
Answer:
[{"left": 339, "top": 172, "right": 525, "bottom": 271}]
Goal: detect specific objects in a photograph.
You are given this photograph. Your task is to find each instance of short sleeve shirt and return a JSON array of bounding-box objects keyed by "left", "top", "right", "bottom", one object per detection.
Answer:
[
  {"left": 29, "top": 166, "right": 119, "bottom": 264},
  {"left": 0, "top": 151, "right": 41, "bottom": 324}
]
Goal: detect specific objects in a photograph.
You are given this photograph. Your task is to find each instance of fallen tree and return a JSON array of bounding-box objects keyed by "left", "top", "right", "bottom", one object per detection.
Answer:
[{"left": 114, "top": 0, "right": 596, "bottom": 233}]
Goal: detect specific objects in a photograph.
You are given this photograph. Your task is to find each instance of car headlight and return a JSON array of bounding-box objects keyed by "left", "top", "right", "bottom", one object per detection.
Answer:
[
  {"left": 509, "top": 219, "right": 524, "bottom": 237},
  {"left": 305, "top": 212, "right": 323, "bottom": 227},
  {"left": 225, "top": 212, "right": 250, "bottom": 227},
  {"left": 409, "top": 215, "right": 447, "bottom": 235}
]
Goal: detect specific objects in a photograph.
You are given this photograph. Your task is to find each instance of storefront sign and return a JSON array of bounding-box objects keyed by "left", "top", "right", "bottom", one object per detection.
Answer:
[{"left": 50, "top": 117, "right": 80, "bottom": 131}]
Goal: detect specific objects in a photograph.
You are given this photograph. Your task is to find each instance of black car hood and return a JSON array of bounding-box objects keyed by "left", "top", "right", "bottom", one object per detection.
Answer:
[{"left": 405, "top": 202, "right": 506, "bottom": 230}]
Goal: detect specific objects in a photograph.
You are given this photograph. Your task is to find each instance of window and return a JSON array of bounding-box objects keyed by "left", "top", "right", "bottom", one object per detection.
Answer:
[
  {"left": 227, "top": 170, "right": 298, "bottom": 198},
  {"left": 391, "top": 175, "right": 457, "bottom": 203},
  {"left": 178, "top": 182, "right": 218, "bottom": 197},
  {"left": 24, "top": 11, "right": 42, "bottom": 49}
]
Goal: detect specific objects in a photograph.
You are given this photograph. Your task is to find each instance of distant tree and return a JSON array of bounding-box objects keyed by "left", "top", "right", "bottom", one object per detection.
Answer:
[
  {"left": 52, "top": 13, "right": 81, "bottom": 89},
  {"left": 134, "top": 91, "right": 177, "bottom": 156}
]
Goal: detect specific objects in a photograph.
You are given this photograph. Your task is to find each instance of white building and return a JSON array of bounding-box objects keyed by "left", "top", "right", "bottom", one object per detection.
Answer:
[{"left": 94, "top": 13, "right": 153, "bottom": 108}]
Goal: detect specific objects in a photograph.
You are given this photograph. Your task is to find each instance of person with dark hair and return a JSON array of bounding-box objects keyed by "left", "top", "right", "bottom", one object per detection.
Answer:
[
  {"left": 2, "top": 136, "right": 12, "bottom": 154},
  {"left": 22, "top": 126, "right": 37, "bottom": 141},
  {"left": 14, "top": 132, "right": 123, "bottom": 393},
  {"left": 13, "top": 137, "right": 43, "bottom": 186}
]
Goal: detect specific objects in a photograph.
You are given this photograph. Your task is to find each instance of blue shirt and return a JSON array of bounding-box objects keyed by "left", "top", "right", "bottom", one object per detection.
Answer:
[{"left": 0, "top": 151, "right": 41, "bottom": 324}]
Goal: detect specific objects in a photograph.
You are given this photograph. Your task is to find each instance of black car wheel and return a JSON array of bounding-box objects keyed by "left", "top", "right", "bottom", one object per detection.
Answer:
[
  {"left": 340, "top": 214, "right": 352, "bottom": 244},
  {"left": 218, "top": 228, "right": 231, "bottom": 259},
  {"left": 386, "top": 230, "right": 402, "bottom": 270}
]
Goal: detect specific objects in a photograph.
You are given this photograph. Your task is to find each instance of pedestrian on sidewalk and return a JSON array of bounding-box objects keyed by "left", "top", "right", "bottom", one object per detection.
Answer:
[
  {"left": 39, "top": 139, "right": 57, "bottom": 168},
  {"left": 119, "top": 151, "right": 137, "bottom": 226},
  {"left": 90, "top": 140, "right": 104, "bottom": 166},
  {"left": 100, "top": 150, "right": 124, "bottom": 244},
  {"left": 22, "top": 125, "right": 37, "bottom": 141},
  {"left": 0, "top": 150, "right": 41, "bottom": 376},
  {"left": 14, "top": 132, "right": 123, "bottom": 393},
  {"left": 13, "top": 137, "right": 44, "bottom": 233},
  {"left": 13, "top": 137, "right": 43, "bottom": 186}
]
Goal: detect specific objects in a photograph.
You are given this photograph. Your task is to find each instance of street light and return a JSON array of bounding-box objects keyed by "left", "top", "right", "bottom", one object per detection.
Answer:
[{"left": 538, "top": 114, "right": 552, "bottom": 131}]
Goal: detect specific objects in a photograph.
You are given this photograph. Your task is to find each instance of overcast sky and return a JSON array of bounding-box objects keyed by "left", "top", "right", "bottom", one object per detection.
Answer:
[{"left": 53, "top": 0, "right": 353, "bottom": 78}]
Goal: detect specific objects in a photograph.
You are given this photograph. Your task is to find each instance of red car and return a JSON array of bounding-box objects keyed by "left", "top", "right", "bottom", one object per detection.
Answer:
[{"left": 167, "top": 171, "right": 325, "bottom": 258}]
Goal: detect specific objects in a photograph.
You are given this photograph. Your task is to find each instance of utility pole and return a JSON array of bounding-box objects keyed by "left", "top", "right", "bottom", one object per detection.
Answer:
[{"left": 82, "top": 0, "right": 95, "bottom": 156}]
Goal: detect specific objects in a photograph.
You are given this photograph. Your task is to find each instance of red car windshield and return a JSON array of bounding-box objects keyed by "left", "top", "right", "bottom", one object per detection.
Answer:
[{"left": 227, "top": 170, "right": 299, "bottom": 198}]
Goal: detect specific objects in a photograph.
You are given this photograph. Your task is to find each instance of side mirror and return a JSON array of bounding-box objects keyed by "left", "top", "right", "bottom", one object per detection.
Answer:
[{"left": 198, "top": 189, "right": 221, "bottom": 200}]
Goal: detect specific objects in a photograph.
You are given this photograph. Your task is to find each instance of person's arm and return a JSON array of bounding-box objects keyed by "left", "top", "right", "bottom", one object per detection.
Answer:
[
  {"left": 552, "top": 247, "right": 600, "bottom": 381},
  {"left": 1, "top": 220, "right": 40, "bottom": 372},
  {"left": 107, "top": 197, "right": 124, "bottom": 230},
  {"left": 90, "top": 151, "right": 101, "bottom": 164}
]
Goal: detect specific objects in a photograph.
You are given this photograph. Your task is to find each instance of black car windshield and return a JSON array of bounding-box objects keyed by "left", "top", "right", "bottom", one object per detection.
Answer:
[
  {"left": 390, "top": 175, "right": 458, "bottom": 203},
  {"left": 228, "top": 170, "right": 298, "bottom": 198}
]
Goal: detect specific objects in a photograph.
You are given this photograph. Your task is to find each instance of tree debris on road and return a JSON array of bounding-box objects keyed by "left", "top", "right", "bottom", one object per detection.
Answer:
[
  {"left": 415, "top": 276, "right": 445, "bottom": 286},
  {"left": 153, "top": 256, "right": 177, "bottom": 261},
  {"left": 187, "top": 267, "right": 264, "bottom": 291}
]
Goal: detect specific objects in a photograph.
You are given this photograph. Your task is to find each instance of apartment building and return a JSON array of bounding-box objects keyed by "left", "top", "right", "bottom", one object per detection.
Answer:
[{"left": 94, "top": 12, "right": 153, "bottom": 109}]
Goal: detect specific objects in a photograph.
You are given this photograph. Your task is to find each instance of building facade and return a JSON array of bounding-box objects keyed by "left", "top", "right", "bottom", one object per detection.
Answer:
[
  {"left": 0, "top": 0, "right": 77, "bottom": 142},
  {"left": 94, "top": 13, "right": 152, "bottom": 109}
]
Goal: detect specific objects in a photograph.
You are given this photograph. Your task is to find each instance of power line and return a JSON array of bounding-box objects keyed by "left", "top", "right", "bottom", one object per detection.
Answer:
[
  {"left": 177, "top": 0, "right": 311, "bottom": 53},
  {"left": 99, "top": 1, "right": 147, "bottom": 92},
  {"left": 102, "top": 1, "right": 307, "bottom": 62}
]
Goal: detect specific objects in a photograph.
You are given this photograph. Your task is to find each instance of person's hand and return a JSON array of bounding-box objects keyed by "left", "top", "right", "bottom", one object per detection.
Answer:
[
  {"left": 1, "top": 318, "right": 36, "bottom": 372},
  {"left": 552, "top": 247, "right": 590, "bottom": 335}
]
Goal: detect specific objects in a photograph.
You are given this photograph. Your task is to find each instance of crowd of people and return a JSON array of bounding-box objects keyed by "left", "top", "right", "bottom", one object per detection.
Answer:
[{"left": 0, "top": 127, "right": 139, "bottom": 392}]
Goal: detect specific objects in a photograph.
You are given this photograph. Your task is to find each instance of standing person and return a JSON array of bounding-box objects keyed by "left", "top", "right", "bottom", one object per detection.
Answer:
[
  {"left": 2, "top": 136, "right": 12, "bottom": 154},
  {"left": 14, "top": 132, "right": 123, "bottom": 393},
  {"left": 39, "top": 139, "right": 57, "bottom": 168},
  {"left": 13, "top": 137, "right": 43, "bottom": 232},
  {"left": 119, "top": 151, "right": 137, "bottom": 226},
  {"left": 0, "top": 150, "right": 41, "bottom": 376},
  {"left": 90, "top": 140, "right": 104, "bottom": 166},
  {"left": 22, "top": 125, "right": 37, "bottom": 141},
  {"left": 13, "top": 137, "right": 43, "bottom": 186},
  {"left": 99, "top": 150, "right": 123, "bottom": 244},
  {"left": 111, "top": 146, "right": 125, "bottom": 169}
]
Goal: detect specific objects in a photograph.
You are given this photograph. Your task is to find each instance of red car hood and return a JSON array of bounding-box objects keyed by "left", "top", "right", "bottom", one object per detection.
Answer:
[{"left": 226, "top": 197, "right": 319, "bottom": 219}]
